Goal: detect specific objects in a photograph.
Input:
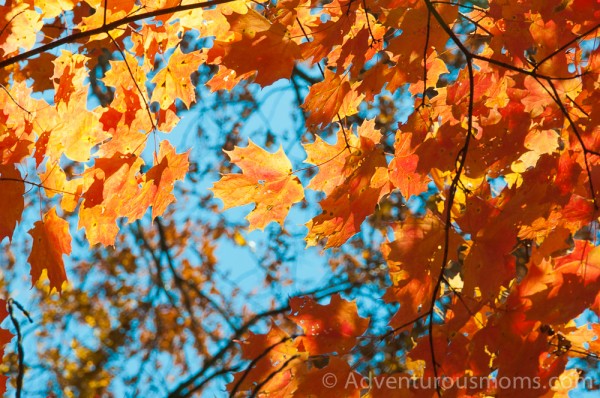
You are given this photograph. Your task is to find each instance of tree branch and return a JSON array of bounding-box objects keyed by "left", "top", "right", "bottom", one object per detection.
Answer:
[
  {"left": 7, "top": 299, "right": 33, "bottom": 398},
  {"left": 0, "top": 0, "right": 238, "bottom": 70},
  {"left": 167, "top": 283, "right": 357, "bottom": 397},
  {"left": 424, "top": 1, "right": 475, "bottom": 396},
  {"left": 228, "top": 334, "right": 298, "bottom": 397}
]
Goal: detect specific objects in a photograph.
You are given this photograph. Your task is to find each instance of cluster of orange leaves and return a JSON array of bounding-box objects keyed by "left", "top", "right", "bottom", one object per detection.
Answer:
[{"left": 0, "top": 0, "right": 600, "bottom": 396}]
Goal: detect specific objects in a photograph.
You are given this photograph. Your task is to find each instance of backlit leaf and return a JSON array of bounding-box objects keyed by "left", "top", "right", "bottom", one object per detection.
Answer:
[
  {"left": 28, "top": 208, "right": 72, "bottom": 294},
  {"left": 211, "top": 140, "right": 304, "bottom": 230}
]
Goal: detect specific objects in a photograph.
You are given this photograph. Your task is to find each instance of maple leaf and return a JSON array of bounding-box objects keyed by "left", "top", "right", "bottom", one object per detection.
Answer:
[
  {"left": 328, "top": 12, "right": 385, "bottom": 79},
  {"left": 34, "top": 0, "right": 78, "bottom": 19},
  {"left": 0, "top": 4, "right": 42, "bottom": 56},
  {"left": 457, "top": 186, "right": 519, "bottom": 300},
  {"left": 38, "top": 161, "right": 83, "bottom": 213},
  {"left": 0, "top": 299, "right": 12, "bottom": 397},
  {"left": 302, "top": 69, "right": 351, "bottom": 129},
  {"left": 97, "top": 101, "right": 148, "bottom": 157},
  {"left": 305, "top": 119, "right": 391, "bottom": 247},
  {"left": 359, "top": 61, "right": 410, "bottom": 103},
  {"left": 383, "top": 213, "right": 463, "bottom": 331},
  {"left": 78, "top": 205, "right": 121, "bottom": 248},
  {"left": 228, "top": 325, "right": 306, "bottom": 397},
  {"left": 523, "top": 242, "right": 600, "bottom": 324},
  {"left": 45, "top": 99, "right": 108, "bottom": 163},
  {"left": 462, "top": 230, "right": 517, "bottom": 300},
  {"left": 211, "top": 140, "right": 304, "bottom": 230},
  {"left": 205, "top": 65, "right": 253, "bottom": 92},
  {"left": 52, "top": 50, "right": 90, "bottom": 105},
  {"left": 302, "top": 129, "right": 349, "bottom": 196},
  {"left": 389, "top": 131, "right": 431, "bottom": 199},
  {"left": 0, "top": 165, "right": 25, "bottom": 242},
  {"left": 408, "top": 326, "right": 470, "bottom": 379},
  {"left": 300, "top": 0, "right": 359, "bottom": 63},
  {"left": 145, "top": 140, "right": 190, "bottom": 219},
  {"left": 131, "top": 22, "right": 180, "bottom": 70},
  {"left": 294, "top": 357, "right": 363, "bottom": 398},
  {"left": 474, "top": 318, "right": 567, "bottom": 397},
  {"left": 151, "top": 47, "right": 204, "bottom": 109},
  {"left": 77, "top": 142, "right": 187, "bottom": 246},
  {"left": 28, "top": 208, "right": 72, "bottom": 294},
  {"left": 207, "top": 9, "right": 301, "bottom": 87},
  {"left": 78, "top": 154, "right": 149, "bottom": 246},
  {"left": 78, "top": 7, "right": 128, "bottom": 41},
  {"left": 102, "top": 52, "right": 150, "bottom": 113},
  {"left": 289, "top": 294, "right": 369, "bottom": 355}
]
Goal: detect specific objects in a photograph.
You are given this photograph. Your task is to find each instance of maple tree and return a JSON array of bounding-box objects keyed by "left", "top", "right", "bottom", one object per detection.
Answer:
[{"left": 0, "top": 0, "right": 599, "bottom": 396}]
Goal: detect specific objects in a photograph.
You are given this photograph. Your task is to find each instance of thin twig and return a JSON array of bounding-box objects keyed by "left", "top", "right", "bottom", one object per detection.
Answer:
[
  {"left": 248, "top": 355, "right": 300, "bottom": 398},
  {"left": 0, "top": 10, "right": 26, "bottom": 41},
  {"left": 0, "top": 177, "right": 77, "bottom": 196},
  {"left": 534, "top": 23, "right": 600, "bottom": 70},
  {"left": 7, "top": 299, "right": 33, "bottom": 398},
  {"left": 379, "top": 312, "right": 430, "bottom": 341},
  {"left": 362, "top": 0, "right": 379, "bottom": 48},
  {"left": 228, "top": 335, "right": 297, "bottom": 397},
  {"left": 167, "top": 283, "right": 356, "bottom": 397},
  {"left": 107, "top": 32, "right": 157, "bottom": 139},
  {"left": 419, "top": 9, "right": 432, "bottom": 109}
]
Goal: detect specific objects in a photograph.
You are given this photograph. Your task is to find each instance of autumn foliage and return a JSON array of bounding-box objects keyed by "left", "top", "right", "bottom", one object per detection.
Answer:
[{"left": 0, "top": 0, "right": 599, "bottom": 396}]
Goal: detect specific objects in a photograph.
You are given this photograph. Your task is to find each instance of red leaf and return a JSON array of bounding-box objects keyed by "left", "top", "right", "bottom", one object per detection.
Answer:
[{"left": 289, "top": 294, "right": 369, "bottom": 355}]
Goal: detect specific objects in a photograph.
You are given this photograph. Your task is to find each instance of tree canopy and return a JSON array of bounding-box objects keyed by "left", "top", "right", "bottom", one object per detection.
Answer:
[{"left": 0, "top": 0, "right": 599, "bottom": 396}]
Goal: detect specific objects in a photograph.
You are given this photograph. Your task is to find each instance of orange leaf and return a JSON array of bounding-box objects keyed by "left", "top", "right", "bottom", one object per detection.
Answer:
[
  {"left": 150, "top": 48, "right": 204, "bottom": 109},
  {"left": 305, "top": 119, "right": 390, "bottom": 247},
  {"left": 0, "top": 164, "right": 24, "bottom": 242},
  {"left": 524, "top": 242, "right": 600, "bottom": 324},
  {"left": 383, "top": 213, "right": 463, "bottom": 331},
  {"left": 38, "top": 161, "right": 82, "bottom": 213},
  {"left": 389, "top": 132, "right": 431, "bottom": 199},
  {"left": 206, "top": 65, "right": 253, "bottom": 92},
  {"left": 28, "top": 207, "right": 71, "bottom": 294},
  {"left": 211, "top": 140, "right": 304, "bottom": 230},
  {"left": 0, "top": 4, "right": 42, "bottom": 56},
  {"left": 229, "top": 325, "right": 305, "bottom": 397},
  {"left": 51, "top": 50, "right": 89, "bottom": 104},
  {"left": 303, "top": 129, "right": 348, "bottom": 196},
  {"left": 302, "top": 69, "right": 351, "bottom": 129},
  {"left": 289, "top": 294, "right": 369, "bottom": 355},
  {"left": 207, "top": 9, "right": 301, "bottom": 87},
  {"left": 295, "top": 357, "right": 363, "bottom": 398},
  {"left": 78, "top": 205, "right": 120, "bottom": 247},
  {"left": 78, "top": 154, "right": 149, "bottom": 246},
  {"left": 300, "top": 0, "right": 358, "bottom": 63},
  {"left": 146, "top": 140, "right": 190, "bottom": 219},
  {"left": 48, "top": 99, "right": 107, "bottom": 162}
]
